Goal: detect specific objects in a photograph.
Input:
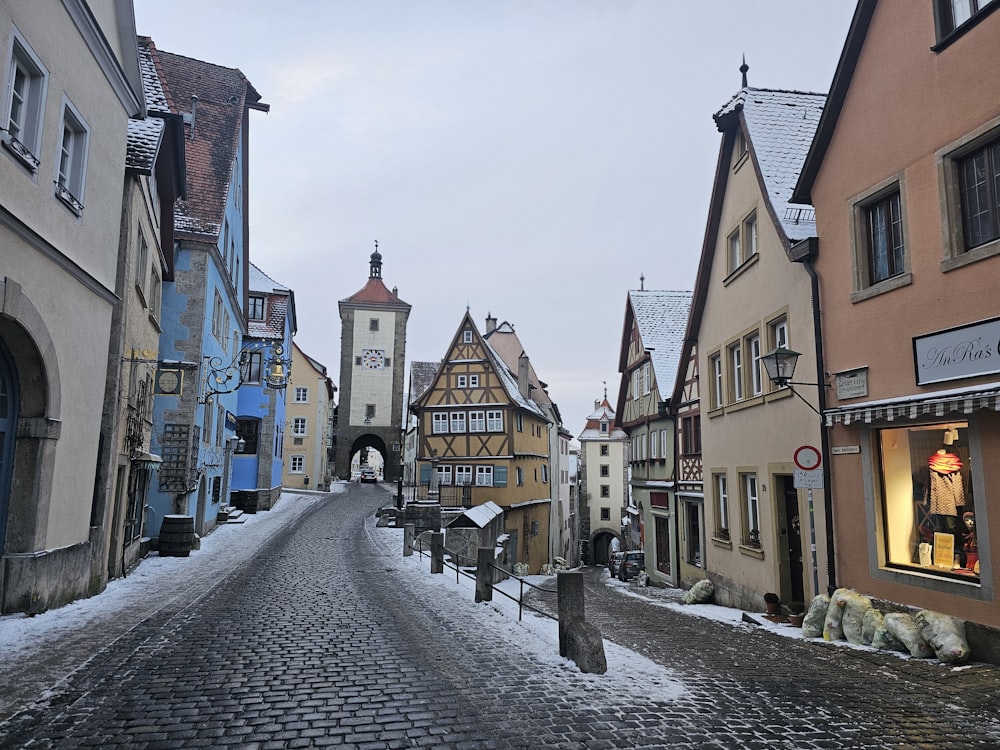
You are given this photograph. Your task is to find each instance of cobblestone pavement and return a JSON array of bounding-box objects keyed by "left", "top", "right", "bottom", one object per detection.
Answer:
[{"left": 1, "top": 485, "right": 999, "bottom": 749}]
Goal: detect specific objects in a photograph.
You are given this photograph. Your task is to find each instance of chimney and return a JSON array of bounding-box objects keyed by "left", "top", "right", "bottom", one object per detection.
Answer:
[
  {"left": 518, "top": 353, "right": 530, "bottom": 400},
  {"left": 486, "top": 313, "right": 497, "bottom": 334},
  {"left": 183, "top": 95, "right": 198, "bottom": 140},
  {"left": 595, "top": 400, "right": 600, "bottom": 410}
]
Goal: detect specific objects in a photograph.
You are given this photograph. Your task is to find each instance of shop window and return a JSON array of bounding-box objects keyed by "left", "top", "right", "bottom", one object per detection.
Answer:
[{"left": 877, "top": 422, "right": 979, "bottom": 582}]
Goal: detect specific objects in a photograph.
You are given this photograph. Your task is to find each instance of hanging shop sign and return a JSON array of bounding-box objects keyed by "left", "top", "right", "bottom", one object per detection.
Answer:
[{"left": 913, "top": 317, "right": 1000, "bottom": 386}]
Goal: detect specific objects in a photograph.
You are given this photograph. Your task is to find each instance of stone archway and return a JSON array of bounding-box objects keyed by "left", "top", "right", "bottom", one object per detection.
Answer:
[
  {"left": 348, "top": 433, "right": 388, "bottom": 477},
  {"left": 590, "top": 528, "right": 621, "bottom": 567}
]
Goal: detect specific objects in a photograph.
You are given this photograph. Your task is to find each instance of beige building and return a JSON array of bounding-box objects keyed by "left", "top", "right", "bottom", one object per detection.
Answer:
[
  {"left": 577, "top": 396, "right": 628, "bottom": 567},
  {"left": 283, "top": 342, "right": 336, "bottom": 491},
  {"left": 689, "top": 80, "right": 830, "bottom": 611},
  {"left": 0, "top": 0, "right": 143, "bottom": 613},
  {"left": 792, "top": 0, "right": 1000, "bottom": 658}
]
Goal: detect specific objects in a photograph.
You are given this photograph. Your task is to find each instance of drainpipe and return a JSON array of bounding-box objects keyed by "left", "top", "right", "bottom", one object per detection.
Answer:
[{"left": 791, "top": 237, "right": 837, "bottom": 594}]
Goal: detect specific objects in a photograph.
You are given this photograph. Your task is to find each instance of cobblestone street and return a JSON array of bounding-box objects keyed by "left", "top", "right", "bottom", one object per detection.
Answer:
[{"left": 1, "top": 485, "right": 999, "bottom": 749}]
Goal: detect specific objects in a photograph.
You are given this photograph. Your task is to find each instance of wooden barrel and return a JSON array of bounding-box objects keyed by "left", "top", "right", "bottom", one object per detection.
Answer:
[{"left": 158, "top": 514, "right": 194, "bottom": 557}]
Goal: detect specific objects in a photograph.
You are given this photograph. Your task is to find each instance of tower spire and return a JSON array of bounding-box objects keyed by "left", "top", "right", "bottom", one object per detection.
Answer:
[
  {"left": 369, "top": 240, "right": 383, "bottom": 279},
  {"left": 740, "top": 54, "right": 749, "bottom": 88}
]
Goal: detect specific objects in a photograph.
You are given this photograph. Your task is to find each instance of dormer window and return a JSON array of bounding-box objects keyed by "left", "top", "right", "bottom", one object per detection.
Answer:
[
  {"left": 249, "top": 296, "right": 265, "bottom": 320},
  {"left": 600, "top": 420, "right": 609, "bottom": 433}
]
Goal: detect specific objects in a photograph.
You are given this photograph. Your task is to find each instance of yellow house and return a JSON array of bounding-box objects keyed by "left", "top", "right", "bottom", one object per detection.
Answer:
[{"left": 410, "top": 311, "right": 553, "bottom": 573}]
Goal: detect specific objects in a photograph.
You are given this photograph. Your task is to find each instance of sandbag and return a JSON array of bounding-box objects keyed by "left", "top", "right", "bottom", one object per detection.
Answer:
[
  {"left": 802, "top": 594, "right": 830, "bottom": 639},
  {"left": 915, "top": 610, "right": 971, "bottom": 665},
  {"left": 681, "top": 578, "right": 714, "bottom": 604},
  {"left": 883, "top": 612, "right": 934, "bottom": 658}
]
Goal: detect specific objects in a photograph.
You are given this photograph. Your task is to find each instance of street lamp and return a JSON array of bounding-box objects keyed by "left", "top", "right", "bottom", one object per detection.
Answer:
[
  {"left": 760, "top": 346, "right": 821, "bottom": 415},
  {"left": 200, "top": 339, "right": 291, "bottom": 404}
]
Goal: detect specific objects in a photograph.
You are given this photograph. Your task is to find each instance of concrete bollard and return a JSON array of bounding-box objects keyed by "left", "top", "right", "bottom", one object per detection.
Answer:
[
  {"left": 430, "top": 532, "right": 444, "bottom": 574},
  {"left": 475, "top": 547, "right": 494, "bottom": 603},
  {"left": 403, "top": 524, "right": 415, "bottom": 557},
  {"left": 556, "top": 570, "right": 606, "bottom": 673}
]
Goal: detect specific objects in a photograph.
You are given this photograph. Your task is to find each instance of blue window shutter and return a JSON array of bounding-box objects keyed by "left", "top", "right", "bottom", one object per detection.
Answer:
[
  {"left": 494, "top": 466, "right": 507, "bottom": 487},
  {"left": 419, "top": 464, "right": 431, "bottom": 483}
]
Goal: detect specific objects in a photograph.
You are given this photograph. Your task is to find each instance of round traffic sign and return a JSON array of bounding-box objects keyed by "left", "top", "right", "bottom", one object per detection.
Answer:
[{"left": 794, "top": 445, "right": 822, "bottom": 471}]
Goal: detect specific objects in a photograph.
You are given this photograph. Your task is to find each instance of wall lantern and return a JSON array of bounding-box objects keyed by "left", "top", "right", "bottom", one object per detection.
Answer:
[{"left": 760, "top": 346, "right": 822, "bottom": 415}]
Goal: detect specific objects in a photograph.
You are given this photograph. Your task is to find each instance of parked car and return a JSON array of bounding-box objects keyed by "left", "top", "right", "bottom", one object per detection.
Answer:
[
  {"left": 618, "top": 550, "right": 645, "bottom": 581},
  {"left": 608, "top": 551, "right": 625, "bottom": 578},
  {"left": 359, "top": 468, "right": 377, "bottom": 483}
]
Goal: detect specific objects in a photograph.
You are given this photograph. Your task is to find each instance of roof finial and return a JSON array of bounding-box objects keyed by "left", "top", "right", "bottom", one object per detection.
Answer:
[
  {"left": 740, "top": 54, "right": 749, "bottom": 88},
  {"left": 369, "top": 240, "right": 382, "bottom": 278},
  {"left": 640, "top": 272, "right": 645, "bottom": 291},
  {"left": 603, "top": 380, "right": 607, "bottom": 400}
]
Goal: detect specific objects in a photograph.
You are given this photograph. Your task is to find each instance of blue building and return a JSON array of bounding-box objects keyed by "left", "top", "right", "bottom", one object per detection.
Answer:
[{"left": 144, "top": 38, "right": 269, "bottom": 539}]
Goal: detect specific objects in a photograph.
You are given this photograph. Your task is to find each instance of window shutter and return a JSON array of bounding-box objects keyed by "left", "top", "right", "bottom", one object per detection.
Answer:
[
  {"left": 494, "top": 466, "right": 507, "bottom": 487},
  {"left": 419, "top": 464, "right": 431, "bottom": 484}
]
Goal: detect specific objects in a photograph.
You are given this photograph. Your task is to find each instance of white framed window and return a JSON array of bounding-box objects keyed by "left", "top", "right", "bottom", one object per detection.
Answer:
[
  {"left": 600, "top": 420, "right": 608, "bottom": 434},
  {"left": 715, "top": 473, "right": 730, "bottom": 539},
  {"left": 729, "top": 342, "right": 743, "bottom": 402},
  {"left": 450, "top": 412, "right": 466, "bottom": 433},
  {"left": 661, "top": 429, "right": 668, "bottom": 456},
  {"left": 727, "top": 228, "right": 741, "bottom": 273},
  {"left": 516, "top": 467, "right": 525, "bottom": 486},
  {"left": 455, "top": 465, "right": 472, "bottom": 485},
  {"left": 487, "top": 410, "right": 503, "bottom": 432},
  {"left": 463, "top": 329, "right": 472, "bottom": 343},
  {"left": 457, "top": 374, "right": 467, "bottom": 388},
  {"left": 475, "top": 466, "right": 493, "bottom": 486},
  {"left": 433, "top": 413, "right": 449, "bottom": 434},
  {"left": 437, "top": 465, "right": 452, "bottom": 485},
  {"left": 294, "top": 387, "right": 308, "bottom": 403},
  {"left": 710, "top": 353, "right": 723, "bottom": 409},
  {"left": 633, "top": 369, "right": 642, "bottom": 399},
  {"left": 643, "top": 362, "right": 651, "bottom": 395},
  {"left": 469, "top": 374, "right": 480, "bottom": 387},
  {"left": 55, "top": 98, "right": 89, "bottom": 213},
  {"left": 469, "top": 411, "right": 485, "bottom": 432},
  {"left": 742, "top": 473, "right": 760, "bottom": 546},
  {"left": 744, "top": 212, "right": 758, "bottom": 259},
  {"left": 290, "top": 455, "right": 304, "bottom": 473},
  {"left": 650, "top": 431, "right": 658, "bottom": 459},
  {"left": 748, "top": 333, "right": 762, "bottom": 397},
  {"left": 292, "top": 417, "right": 307, "bottom": 436},
  {"left": 2, "top": 32, "right": 47, "bottom": 170}
]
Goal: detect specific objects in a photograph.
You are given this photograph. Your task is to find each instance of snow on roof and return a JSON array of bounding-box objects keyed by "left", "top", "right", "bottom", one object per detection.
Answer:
[
  {"left": 250, "top": 262, "right": 289, "bottom": 293},
  {"left": 458, "top": 501, "right": 504, "bottom": 529},
  {"left": 125, "top": 116, "right": 164, "bottom": 174},
  {"left": 408, "top": 361, "right": 440, "bottom": 405},
  {"left": 629, "top": 290, "right": 692, "bottom": 391},
  {"left": 717, "top": 88, "right": 825, "bottom": 241},
  {"left": 483, "top": 337, "right": 548, "bottom": 420}
]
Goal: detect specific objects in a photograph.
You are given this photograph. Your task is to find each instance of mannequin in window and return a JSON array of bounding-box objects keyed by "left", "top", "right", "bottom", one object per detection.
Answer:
[{"left": 962, "top": 511, "right": 978, "bottom": 571}]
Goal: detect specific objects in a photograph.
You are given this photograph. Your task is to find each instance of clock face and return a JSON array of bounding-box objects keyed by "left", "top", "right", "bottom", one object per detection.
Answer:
[{"left": 361, "top": 349, "right": 385, "bottom": 370}]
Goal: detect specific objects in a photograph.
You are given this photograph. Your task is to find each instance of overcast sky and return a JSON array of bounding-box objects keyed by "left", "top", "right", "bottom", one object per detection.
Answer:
[{"left": 133, "top": 1, "right": 856, "bottom": 435}]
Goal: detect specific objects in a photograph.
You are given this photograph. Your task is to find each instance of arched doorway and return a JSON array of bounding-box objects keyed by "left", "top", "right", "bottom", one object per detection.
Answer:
[
  {"left": 590, "top": 529, "right": 620, "bottom": 567},
  {"left": 348, "top": 433, "right": 387, "bottom": 478},
  {"left": 0, "top": 340, "right": 17, "bottom": 557}
]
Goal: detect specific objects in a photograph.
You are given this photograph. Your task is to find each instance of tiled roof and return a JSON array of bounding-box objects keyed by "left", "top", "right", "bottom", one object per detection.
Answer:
[
  {"left": 136, "top": 38, "right": 169, "bottom": 113},
  {"left": 485, "top": 321, "right": 553, "bottom": 408},
  {"left": 151, "top": 41, "right": 260, "bottom": 239},
  {"left": 125, "top": 117, "right": 163, "bottom": 174},
  {"left": 629, "top": 290, "right": 692, "bottom": 390},
  {"left": 248, "top": 263, "right": 291, "bottom": 339},
  {"left": 408, "top": 361, "right": 440, "bottom": 405},
  {"left": 716, "top": 88, "right": 824, "bottom": 241},
  {"left": 578, "top": 398, "right": 627, "bottom": 440},
  {"left": 342, "top": 278, "right": 410, "bottom": 308}
]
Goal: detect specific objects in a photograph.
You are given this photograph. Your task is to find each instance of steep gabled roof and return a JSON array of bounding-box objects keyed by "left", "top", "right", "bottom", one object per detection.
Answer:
[
  {"left": 715, "top": 88, "right": 825, "bottom": 242},
  {"left": 408, "top": 361, "right": 440, "bottom": 405},
  {"left": 151, "top": 40, "right": 266, "bottom": 239},
  {"left": 485, "top": 320, "right": 556, "bottom": 411}
]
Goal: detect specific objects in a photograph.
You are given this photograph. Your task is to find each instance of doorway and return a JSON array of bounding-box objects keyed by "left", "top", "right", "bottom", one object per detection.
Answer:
[{"left": 779, "top": 475, "right": 805, "bottom": 603}]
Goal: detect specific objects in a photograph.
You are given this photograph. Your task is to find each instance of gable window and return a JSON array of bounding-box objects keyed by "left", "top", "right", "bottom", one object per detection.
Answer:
[
  {"left": 2, "top": 33, "right": 47, "bottom": 170},
  {"left": 487, "top": 410, "right": 503, "bottom": 432},
  {"left": 727, "top": 228, "right": 741, "bottom": 274},
  {"left": 457, "top": 374, "right": 467, "bottom": 388},
  {"left": 633, "top": 369, "right": 642, "bottom": 400},
  {"left": 455, "top": 465, "right": 472, "bottom": 485},
  {"left": 475, "top": 466, "right": 493, "bottom": 487},
  {"left": 292, "top": 417, "right": 307, "bottom": 436},
  {"left": 643, "top": 362, "right": 651, "bottom": 395},
  {"left": 744, "top": 212, "right": 758, "bottom": 259},
  {"left": 450, "top": 411, "right": 466, "bottom": 433},
  {"left": 294, "top": 387, "right": 308, "bottom": 403},
  {"left": 469, "top": 411, "right": 485, "bottom": 431},
  {"left": 249, "top": 296, "right": 265, "bottom": 320},
  {"left": 369, "top": 318, "right": 379, "bottom": 331},
  {"left": 710, "top": 353, "right": 723, "bottom": 409},
  {"left": 433, "top": 412, "right": 449, "bottom": 434},
  {"left": 463, "top": 329, "right": 473, "bottom": 343},
  {"left": 469, "top": 374, "right": 479, "bottom": 387},
  {"left": 55, "top": 101, "right": 90, "bottom": 213}
]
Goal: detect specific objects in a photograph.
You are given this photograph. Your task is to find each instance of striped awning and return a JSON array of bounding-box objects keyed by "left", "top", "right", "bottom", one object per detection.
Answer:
[{"left": 824, "top": 382, "right": 1000, "bottom": 427}]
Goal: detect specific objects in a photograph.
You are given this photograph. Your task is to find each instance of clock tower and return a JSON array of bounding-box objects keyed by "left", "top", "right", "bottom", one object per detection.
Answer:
[{"left": 336, "top": 246, "right": 411, "bottom": 482}]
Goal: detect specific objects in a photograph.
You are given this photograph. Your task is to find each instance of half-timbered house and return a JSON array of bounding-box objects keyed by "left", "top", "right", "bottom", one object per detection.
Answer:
[{"left": 410, "top": 311, "right": 553, "bottom": 573}]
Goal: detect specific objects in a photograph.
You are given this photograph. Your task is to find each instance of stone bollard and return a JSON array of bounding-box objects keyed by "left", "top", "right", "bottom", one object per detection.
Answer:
[
  {"left": 475, "top": 547, "right": 494, "bottom": 603},
  {"left": 430, "top": 532, "right": 444, "bottom": 574},
  {"left": 403, "top": 524, "right": 415, "bottom": 557},
  {"left": 557, "top": 571, "right": 606, "bottom": 674}
]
